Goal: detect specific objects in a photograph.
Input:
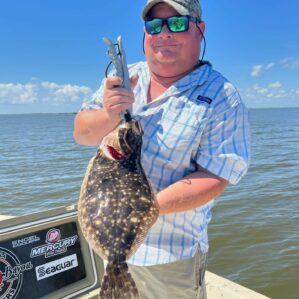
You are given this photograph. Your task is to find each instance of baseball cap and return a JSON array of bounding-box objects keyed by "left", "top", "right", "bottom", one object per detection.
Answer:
[{"left": 142, "top": 0, "right": 202, "bottom": 20}]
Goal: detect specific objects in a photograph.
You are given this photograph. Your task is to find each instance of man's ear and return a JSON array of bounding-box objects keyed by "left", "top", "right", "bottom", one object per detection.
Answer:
[{"left": 198, "top": 21, "right": 206, "bottom": 40}]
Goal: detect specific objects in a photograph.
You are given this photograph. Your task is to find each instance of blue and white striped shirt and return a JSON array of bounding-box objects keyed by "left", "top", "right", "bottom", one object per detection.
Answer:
[{"left": 81, "top": 61, "right": 250, "bottom": 266}]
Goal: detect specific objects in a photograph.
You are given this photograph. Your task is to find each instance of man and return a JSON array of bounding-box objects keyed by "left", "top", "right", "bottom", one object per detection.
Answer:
[{"left": 74, "top": 0, "right": 250, "bottom": 298}]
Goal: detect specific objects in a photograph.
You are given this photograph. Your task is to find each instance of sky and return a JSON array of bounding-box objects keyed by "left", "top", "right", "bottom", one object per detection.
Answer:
[{"left": 0, "top": 0, "right": 298, "bottom": 114}]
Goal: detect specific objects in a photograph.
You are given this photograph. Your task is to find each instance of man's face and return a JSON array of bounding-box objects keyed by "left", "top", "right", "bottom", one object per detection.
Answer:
[{"left": 144, "top": 3, "right": 205, "bottom": 78}]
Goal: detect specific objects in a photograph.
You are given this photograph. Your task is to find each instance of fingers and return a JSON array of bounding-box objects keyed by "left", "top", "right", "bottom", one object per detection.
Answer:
[
  {"left": 105, "top": 76, "right": 123, "bottom": 89},
  {"left": 105, "top": 75, "right": 139, "bottom": 90},
  {"left": 103, "top": 76, "right": 136, "bottom": 119},
  {"left": 104, "top": 93, "right": 134, "bottom": 108}
]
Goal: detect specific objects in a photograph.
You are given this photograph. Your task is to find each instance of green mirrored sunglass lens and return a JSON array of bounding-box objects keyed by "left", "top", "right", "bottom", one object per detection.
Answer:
[
  {"left": 147, "top": 20, "right": 162, "bottom": 34},
  {"left": 145, "top": 16, "right": 190, "bottom": 35},
  {"left": 168, "top": 17, "right": 187, "bottom": 32}
]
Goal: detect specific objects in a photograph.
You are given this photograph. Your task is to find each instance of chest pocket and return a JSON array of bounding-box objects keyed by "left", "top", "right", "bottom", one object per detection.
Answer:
[{"left": 156, "top": 97, "right": 212, "bottom": 166}]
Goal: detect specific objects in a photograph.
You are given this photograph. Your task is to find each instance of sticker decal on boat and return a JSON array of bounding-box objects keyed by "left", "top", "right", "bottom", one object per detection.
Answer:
[
  {"left": 30, "top": 229, "right": 78, "bottom": 258},
  {"left": 35, "top": 254, "right": 78, "bottom": 281},
  {"left": 12, "top": 235, "right": 40, "bottom": 248},
  {"left": 0, "top": 222, "right": 86, "bottom": 298},
  {"left": 0, "top": 247, "right": 33, "bottom": 299}
]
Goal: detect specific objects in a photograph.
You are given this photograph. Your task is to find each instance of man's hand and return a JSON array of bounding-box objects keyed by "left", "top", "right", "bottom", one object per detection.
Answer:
[
  {"left": 103, "top": 75, "right": 138, "bottom": 121},
  {"left": 73, "top": 75, "right": 138, "bottom": 146}
]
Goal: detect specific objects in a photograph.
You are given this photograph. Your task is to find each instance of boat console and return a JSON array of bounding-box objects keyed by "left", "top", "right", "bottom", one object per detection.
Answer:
[{"left": 0, "top": 205, "right": 103, "bottom": 299}]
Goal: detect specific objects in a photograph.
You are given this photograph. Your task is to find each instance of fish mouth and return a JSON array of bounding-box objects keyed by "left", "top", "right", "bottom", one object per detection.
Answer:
[
  {"left": 104, "top": 145, "right": 125, "bottom": 161},
  {"left": 101, "top": 119, "right": 143, "bottom": 161}
]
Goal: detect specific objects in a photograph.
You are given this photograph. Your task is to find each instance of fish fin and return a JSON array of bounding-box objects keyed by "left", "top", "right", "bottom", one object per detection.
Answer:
[
  {"left": 127, "top": 200, "right": 159, "bottom": 260},
  {"left": 78, "top": 154, "right": 109, "bottom": 261},
  {"left": 99, "top": 262, "right": 139, "bottom": 299}
]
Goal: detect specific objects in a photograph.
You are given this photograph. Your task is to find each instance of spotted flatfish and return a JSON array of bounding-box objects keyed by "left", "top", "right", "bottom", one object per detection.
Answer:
[{"left": 78, "top": 118, "right": 159, "bottom": 299}]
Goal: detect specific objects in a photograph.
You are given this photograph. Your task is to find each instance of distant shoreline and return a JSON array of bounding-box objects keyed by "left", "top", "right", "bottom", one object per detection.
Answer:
[
  {"left": 0, "top": 112, "right": 77, "bottom": 116},
  {"left": 1, "top": 106, "right": 299, "bottom": 116}
]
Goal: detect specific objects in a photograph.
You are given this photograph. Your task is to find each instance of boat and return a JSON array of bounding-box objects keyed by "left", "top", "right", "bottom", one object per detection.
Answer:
[{"left": 0, "top": 206, "right": 270, "bottom": 298}]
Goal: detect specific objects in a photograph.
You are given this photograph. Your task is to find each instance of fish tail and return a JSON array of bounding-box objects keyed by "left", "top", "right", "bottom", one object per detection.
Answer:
[{"left": 99, "top": 261, "right": 139, "bottom": 299}]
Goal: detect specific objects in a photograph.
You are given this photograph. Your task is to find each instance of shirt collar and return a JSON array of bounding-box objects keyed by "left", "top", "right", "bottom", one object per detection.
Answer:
[
  {"left": 173, "top": 61, "right": 212, "bottom": 91},
  {"left": 137, "top": 61, "right": 212, "bottom": 104}
]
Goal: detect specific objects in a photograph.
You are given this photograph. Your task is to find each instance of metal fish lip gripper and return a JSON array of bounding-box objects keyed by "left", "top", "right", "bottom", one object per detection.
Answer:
[{"left": 103, "top": 36, "right": 132, "bottom": 122}]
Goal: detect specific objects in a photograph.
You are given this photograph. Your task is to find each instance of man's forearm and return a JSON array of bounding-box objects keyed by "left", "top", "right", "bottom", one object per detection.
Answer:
[
  {"left": 73, "top": 109, "right": 120, "bottom": 146},
  {"left": 157, "top": 169, "right": 228, "bottom": 215}
]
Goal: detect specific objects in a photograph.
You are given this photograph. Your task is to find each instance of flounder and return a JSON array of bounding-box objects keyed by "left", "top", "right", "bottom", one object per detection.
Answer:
[{"left": 78, "top": 118, "right": 159, "bottom": 299}]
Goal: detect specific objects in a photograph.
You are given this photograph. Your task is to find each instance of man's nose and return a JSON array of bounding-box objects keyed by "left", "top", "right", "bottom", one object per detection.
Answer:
[{"left": 159, "top": 24, "right": 172, "bottom": 36}]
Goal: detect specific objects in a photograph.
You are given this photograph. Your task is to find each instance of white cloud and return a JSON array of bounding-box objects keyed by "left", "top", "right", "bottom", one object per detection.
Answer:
[
  {"left": 54, "top": 84, "right": 91, "bottom": 103},
  {"left": 250, "top": 62, "right": 275, "bottom": 77},
  {"left": 242, "top": 81, "right": 299, "bottom": 102},
  {"left": 250, "top": 56, "right": 299, "bottom": 77},
  {"left": 268, "top": 81, "right": 282, "bottom": 89},
  {"left": 280, "top": 57, "right": 299, "bottom": 69},
  {"left": 253, "top": 84, "right": 268, "bottom": 94},
  {"left": 265, "top": 63, "right": 274, "bottom": 70},
  {"left": 246, "top": 58, "right": 299, "bottom": 106},
  {"left": 251, "top": 65, "right": 263, "bottom": 77},
  {"left": 41, "top": 81, "right": 60, "bottom": 90},
  {"left": 0, "top": 83, "right": 39, "bottom": 104},
  {"left": 0, "top": 80, "right": 93, "bottom": 105}
]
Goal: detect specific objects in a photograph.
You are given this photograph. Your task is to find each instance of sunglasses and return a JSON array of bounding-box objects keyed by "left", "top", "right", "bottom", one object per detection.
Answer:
[{"left": 145, "top": 15, "right": 198, "bottom": 35}]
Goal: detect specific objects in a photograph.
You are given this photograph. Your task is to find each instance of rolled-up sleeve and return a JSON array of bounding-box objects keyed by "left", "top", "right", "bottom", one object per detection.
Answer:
[
  {"left": 195, "top": 87, "right": 250, "bottom": 185},
  {"left": 80, "top": 79, "right": 105, "bottom": 111}
]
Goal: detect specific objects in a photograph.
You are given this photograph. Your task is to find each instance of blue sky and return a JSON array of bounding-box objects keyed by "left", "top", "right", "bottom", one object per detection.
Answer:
[{"left": 0, "top": 0, "right": 298, "bottom": 114}]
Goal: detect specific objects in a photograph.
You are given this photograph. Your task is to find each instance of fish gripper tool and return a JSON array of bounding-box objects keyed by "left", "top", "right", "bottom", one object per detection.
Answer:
[{"left": 103, "top": 36, "right": 132, "bottom": 122}]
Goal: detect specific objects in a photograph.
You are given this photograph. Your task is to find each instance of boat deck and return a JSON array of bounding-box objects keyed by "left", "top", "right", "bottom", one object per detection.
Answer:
[
  {"left": 0, "top": 214, "right": 270, "bottom": 298},
  {"left": 77, "top": 270, "right": 270, "bottom": 299}
]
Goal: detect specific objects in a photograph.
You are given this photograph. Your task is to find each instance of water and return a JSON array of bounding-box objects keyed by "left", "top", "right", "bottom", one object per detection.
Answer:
[{"left": 0, "top": 108, "right": 298, "bottom": 299}]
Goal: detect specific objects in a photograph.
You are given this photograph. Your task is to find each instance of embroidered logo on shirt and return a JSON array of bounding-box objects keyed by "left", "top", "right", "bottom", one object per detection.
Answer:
[{"left": 197, "top": 95, "right": 212, "bottom": 104}]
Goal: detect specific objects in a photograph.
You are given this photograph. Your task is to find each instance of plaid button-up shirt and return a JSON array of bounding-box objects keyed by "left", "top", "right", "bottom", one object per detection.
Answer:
[{"left": 81, "top": 61, "right": 250, "bottom": 266}]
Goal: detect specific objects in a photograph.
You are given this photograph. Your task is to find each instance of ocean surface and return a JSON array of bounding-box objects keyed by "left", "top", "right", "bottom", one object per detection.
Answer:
[{"left": 0, "top": 108, "right": 298, "bottom": 299}]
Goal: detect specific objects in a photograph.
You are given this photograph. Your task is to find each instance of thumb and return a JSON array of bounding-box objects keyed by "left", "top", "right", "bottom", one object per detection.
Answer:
[
  {"left": 130, "top": 75, "right": 139, "bottom": 91},
  {"left": 105, "top": 76, "right": 123, "bottom": 89}
]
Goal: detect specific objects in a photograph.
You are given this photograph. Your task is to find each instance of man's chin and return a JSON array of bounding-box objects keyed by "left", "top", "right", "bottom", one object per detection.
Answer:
[
  {"left": 157, "top": 50, "right": 178, "bottom": 60},
  {"left": 156, "top": 53, "right": 179, "bottom": 64}
]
